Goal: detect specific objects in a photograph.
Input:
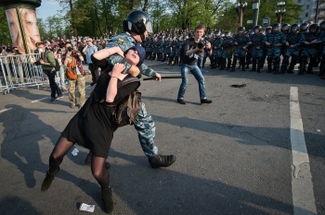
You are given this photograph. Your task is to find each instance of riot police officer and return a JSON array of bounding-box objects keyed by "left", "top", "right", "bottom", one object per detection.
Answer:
[
  {"left": 231, "top": 26, "right": 250, "bottom": 72},
  {"left": 249, "top": 25, "right": 266, "bottom": 73},
  {"left": 281, "top": 23, "right": 303, "bottom": 74},
  {"left": 300, "top": 23, "right": 321, "bottom": 75},
  {"left": 211, "top": 31, "right": 223, "bottom": 69},
  {"left": 220, "top": 32, "right": 233, "bottom": 70},
  {"left": 319, "top": 21, "right": 325, "bottom": 78},
  {"left": 265, "top": 23, "right": 286, "bottom": 74}
]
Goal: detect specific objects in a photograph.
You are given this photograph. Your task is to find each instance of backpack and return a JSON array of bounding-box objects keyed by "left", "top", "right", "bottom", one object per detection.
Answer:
[
  {"left": 45, "top": 51, "right": 60, "bottom": 71},
  {"left": 54, "top": 58, "right": 60, "bottom": 71},
  {"left": 112, "top": 76, "right": 141, "bottom": 127},
  {"left": 65, "top": 57, "right": 77, "bottom": 80}
]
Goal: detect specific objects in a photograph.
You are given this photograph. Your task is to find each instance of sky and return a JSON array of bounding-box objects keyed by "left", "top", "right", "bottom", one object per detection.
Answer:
[{"left": 36, "top": 0, "right": 62, "bottom": 20}]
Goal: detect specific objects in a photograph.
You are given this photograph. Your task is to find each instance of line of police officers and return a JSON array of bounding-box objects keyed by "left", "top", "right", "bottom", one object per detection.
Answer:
[{"left": 142, "top": 21, "right": 325, "bottom": 78}]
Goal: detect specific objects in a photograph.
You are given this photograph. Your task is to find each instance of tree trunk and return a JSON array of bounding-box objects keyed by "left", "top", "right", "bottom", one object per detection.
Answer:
[
  {"left": 68, "top": 0, "right": 77, "bottom": 36},
  {"left": 142, "top": 0, "right": 149, "bottom": 12}
]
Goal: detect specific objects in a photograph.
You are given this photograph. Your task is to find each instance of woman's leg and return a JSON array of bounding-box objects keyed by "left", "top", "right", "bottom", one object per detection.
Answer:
[
  {"left": 41, "top": 136, "right": 74, "bottom": 191},
  {"left": 91, "top": 155, "right": 113, "bottom": 213}
]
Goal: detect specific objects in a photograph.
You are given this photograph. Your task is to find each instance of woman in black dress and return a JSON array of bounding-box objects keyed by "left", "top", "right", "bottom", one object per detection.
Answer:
[{"left": 40, "top": 46, "right": 146, "bottom": 214}]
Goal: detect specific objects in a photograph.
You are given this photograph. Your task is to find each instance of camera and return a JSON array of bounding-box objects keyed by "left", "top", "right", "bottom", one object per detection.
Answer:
[{"left": 197, "top": 40, "right": 206, "bottom": 49}]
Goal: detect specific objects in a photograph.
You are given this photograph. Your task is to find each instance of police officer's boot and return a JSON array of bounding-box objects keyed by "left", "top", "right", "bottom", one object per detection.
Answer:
[
  {"left": 299, "top": 57, "right": 307, "bottom": 75},
  {"left": 281, "top": 56, "right": 289, "bottom": 74},
  {"left": 174, "top": 57, "right": 178, "bottom": 66},
  {"left": 288, "top": 56, "right": 297, "bottom": 73},
  {"left": 241, "top": 57, "right": 246, "bottom": 71},
  {"left": 274, "top": 57, "right": 280, "bottom": 74},
  {"left": 220, "top": 58, "right": 225, "bottom": 70},
  {"left": 257, "top": 59, "right": 263, "bottom": 73},
  {"left": 148, "top": 155, "right": 176, "bottom": 168},
  {"left": 319, "top": 57, "right": 325, "bottom": 76},
  {"left": 267, "top": 57, "right": 273, "bottom": 73},
  {"left": 252, "top": 58, "right": 257, "bottom": 71},
  {"left": 226, "top": 58, "right": 232, "bottom": 70},
  {"left": 210, "top": 57, "right": 216, "bottom": 68},
  {"left": 231, "top": 57, "right": 237, "bottom": 72},
  {"left": 307, "top": 58, "right": 316, "bottom": 74}
]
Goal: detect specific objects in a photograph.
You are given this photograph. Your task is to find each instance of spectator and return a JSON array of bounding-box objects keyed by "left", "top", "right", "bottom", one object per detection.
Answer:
[
  {"left": 37, "top": 41, "right": 63, "bottom": 102},
  {"left": 54, "top": 48, "right": 68, "bottom": 91},
  {"left": 63, "top": 43, "right": 86, "bottom": 108},
  {"left": 83, "top": 38, "right": 99, "bottom": 86}
]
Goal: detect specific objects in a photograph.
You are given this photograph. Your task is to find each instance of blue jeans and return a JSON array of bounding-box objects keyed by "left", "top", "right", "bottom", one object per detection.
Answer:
[
  {"left": 177, "top": 63, "right": 206, "bottom": 100},
  {"left": 46, "top": 71, "right": 62, "bottom": 98}
]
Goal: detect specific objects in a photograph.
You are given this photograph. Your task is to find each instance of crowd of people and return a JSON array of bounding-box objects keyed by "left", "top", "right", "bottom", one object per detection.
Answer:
[
  {"left": 141, "top": 22, "right": 325, "bottom": 79},
  {"left": 2, "top": 8, "right": 325, "bottom": 214},
  {"left": 38, "top": 10, "right": 176, "bottom": 215}
]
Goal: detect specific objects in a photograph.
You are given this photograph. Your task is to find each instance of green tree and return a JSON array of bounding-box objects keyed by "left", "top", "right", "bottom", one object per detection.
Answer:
[
  {"left": 217, "top": 0, "right": 302, "bottom": 31},
  {"left": 167, "top": 0, "right": 229, "bottom": 30},
  {"left": 0, "top": 7, "right": 11, "bottom": 45}
]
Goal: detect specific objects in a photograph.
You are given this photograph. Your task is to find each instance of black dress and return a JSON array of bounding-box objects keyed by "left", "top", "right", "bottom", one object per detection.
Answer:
[{"left": 61, "top": 71, "right": 139, "bottom": 158}]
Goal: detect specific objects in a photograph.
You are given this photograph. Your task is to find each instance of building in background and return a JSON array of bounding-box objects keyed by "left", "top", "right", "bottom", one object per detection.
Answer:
[{"left": 296, "top": 0, "right": 325, "bottom": 23}]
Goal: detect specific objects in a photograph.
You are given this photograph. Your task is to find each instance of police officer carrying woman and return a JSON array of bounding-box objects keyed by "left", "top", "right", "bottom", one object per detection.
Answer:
[{"left": 41, "top": 45, "right": 147, "bottom": 214}]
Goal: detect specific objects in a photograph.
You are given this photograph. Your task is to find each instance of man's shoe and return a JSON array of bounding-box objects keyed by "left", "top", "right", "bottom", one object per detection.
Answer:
[
  {"left": 200, "top": 99, "right": 212, "bottom": 104},
  {"left": 101, "top": 187, "right": 114, "bottom": 214},
  {"left": 56, "top": 95, "right": 64, "bottom": 100},
  {"left": 41, "top": 167, "right": 60, "bottom": 192},
  {"left": 50, "top": 98, "right": 56, "bottom": 103},
  {"left": 148, "top": 155, "right": 176, "bottom": 168},
  {"left": 177, "top": 99, "right": 186, "bottom": 104}
]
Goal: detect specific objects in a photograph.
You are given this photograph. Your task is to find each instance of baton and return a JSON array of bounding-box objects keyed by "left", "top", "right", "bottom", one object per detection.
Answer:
[{"left": 143, "top": 76, "right": 184, "bottom": 81}]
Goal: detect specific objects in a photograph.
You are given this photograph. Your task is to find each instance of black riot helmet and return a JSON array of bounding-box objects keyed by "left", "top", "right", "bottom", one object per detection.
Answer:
[
  {"left": 224, "top": 31, "right": 231, "bottom": 37},
  {"left": 291, "top": 23, "right": 300, "bottom": 32},
  {"left": 281, "top": 23, "right": 290, "bottom": 33},
  {"left": 238, "top": 26, "right": 246, "bottom": 32},
  {"left": 320, "top": 21, "right": 325, "bottom": 31},
  {"left": 254, "top": 25, "right": 262, "bottom": 33},
  {"left": 309, "top": 23, "right": 319, "bottom": 33},
  {"left": 300, "top": 22, "right": 309, "bottom": 32},
  {"left": 272, "top": 22, "right": 281, "bottom": 32},
  {"left": 123, "top": 10, "right": 153, "bottom": 41}
]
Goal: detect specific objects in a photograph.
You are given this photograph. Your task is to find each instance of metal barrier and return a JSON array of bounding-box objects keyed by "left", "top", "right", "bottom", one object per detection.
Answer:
[{"left": 0, "top": 53, "right": 47, "bottom": 94}]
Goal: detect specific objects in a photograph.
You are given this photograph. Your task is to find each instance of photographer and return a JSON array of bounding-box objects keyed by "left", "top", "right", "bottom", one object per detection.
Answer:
[
  {"left": 177, "top": 24, "right": 212, "bottom": 105},
  {"left": 63, "top": 43, "right": 86, "bottom": 109},
  {"left": 37, "top": 42, "right": 63, "bottom": 102},
  {"left": 54, "top": 48, "right": 68, "bottom": 91}
]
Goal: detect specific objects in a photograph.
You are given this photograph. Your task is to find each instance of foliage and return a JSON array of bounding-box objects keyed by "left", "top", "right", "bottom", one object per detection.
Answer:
[
  {"left": 1, "top": 0, "right": 303, "bottom": 42},
  {"left": 0, "top": 7, "right": 11, "bottom": 45},
  {"left": 216, "top": 0, "right": 303, "bottom": 31}
]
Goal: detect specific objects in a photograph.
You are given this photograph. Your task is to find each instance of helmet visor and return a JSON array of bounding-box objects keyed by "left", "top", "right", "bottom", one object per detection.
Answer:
[{"left": 146, "top": 21, "right": 153, "bottom": 33}]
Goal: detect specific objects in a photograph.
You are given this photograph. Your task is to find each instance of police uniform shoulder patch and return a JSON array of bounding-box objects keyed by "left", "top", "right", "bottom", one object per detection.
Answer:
[{"left": 117, "top": 37, "right": 125, "bottom": 45}]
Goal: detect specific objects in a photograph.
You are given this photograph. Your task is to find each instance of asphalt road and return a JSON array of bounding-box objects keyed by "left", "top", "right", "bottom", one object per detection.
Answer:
[{"left": 0, "top": 60, "right": 324, "bottom": 215}]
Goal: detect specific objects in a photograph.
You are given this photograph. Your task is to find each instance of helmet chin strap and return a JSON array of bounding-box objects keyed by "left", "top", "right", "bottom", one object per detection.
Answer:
[{"left": 140, "top": 34, "right": 146, "bottom": 43}]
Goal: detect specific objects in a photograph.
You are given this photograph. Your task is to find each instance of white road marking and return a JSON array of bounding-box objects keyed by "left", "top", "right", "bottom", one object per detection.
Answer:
[
  {"left": 31, "top": 97, "right": 48, "bottom": 103},
  {"left": 290, "top": 87, "right": 317, "bottom": 215},
  {"left": 0, "top": 108, "right": 12, "bottom": 114}
]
